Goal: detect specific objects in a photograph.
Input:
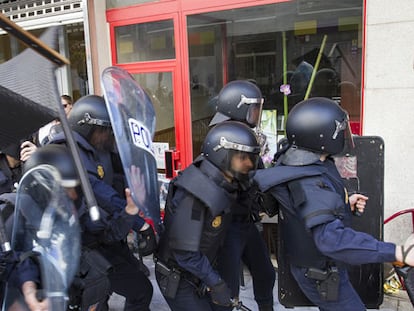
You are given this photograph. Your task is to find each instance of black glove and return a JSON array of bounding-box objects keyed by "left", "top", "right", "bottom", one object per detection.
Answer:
[
  {"left": 0, "top": 251, "right": 19, "bottom": 282},
  {"left": 0, "top": 261, "right": 7, "bottom": 281},
  {"left": 137, "top": 225, "right": 157, "bottom": 256},
  {"left": 209, "top": 280, "right": 232, "bottom": 307},
  {"left": 256, "top": 190, "right": 279, "bottom": 217}
]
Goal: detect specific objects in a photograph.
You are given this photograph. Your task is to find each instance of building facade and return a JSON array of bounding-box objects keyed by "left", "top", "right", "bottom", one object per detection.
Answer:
[
  {"left": 1, "top": 0, "right": 414, "bottom": 244},
  {"left": 97, "top": 0, "right": 414, "bottom": 244}
]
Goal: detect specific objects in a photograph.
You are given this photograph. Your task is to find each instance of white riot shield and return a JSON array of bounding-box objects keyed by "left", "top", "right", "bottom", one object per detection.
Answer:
[
  {"left": 101, "top": 66, "right": 161, "bottom": 233},
  {"left": 2, "top": 165, "right": 80, "bottom": 311}
]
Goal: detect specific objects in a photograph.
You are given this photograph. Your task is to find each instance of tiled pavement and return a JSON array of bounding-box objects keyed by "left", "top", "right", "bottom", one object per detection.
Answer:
[{"left": 108, "top": 256, "right": 413, "bottom": 311}]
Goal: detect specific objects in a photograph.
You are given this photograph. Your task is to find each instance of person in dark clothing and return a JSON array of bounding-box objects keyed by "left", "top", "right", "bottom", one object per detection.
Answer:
[
  {"left": 48, "top": 95, "right": 154, "bottom": 311},
  {"left": 0, "top": 143, "right": 23, "bottom": 194},
  {"left": 209, "top": 80, "right": 276, "bottom": 311},
  {"left": 1, "top": 253, "right": 46, "bottom": 311},
  {"left": 254, "top": 97, "right": 414, "bottom": 311},
  {"left": 22, "top": 143, "right": 151, "bottom": 310},
  {"left": 0, "top": 143, "right": 36, "bottom": 310},
  {"left": 2, "top": 144, "right": 82, "bottom": 311},
  {"left": 155, "top": 121, "right": 261, "bottom": 311}
]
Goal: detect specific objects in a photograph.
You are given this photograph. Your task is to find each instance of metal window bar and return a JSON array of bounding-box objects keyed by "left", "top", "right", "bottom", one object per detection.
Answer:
[{"left": 0, "top": 0, "right": 82, "bottom": 23}]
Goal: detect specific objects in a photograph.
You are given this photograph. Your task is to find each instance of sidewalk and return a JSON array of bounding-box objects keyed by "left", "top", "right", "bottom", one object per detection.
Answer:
[{"left": 108, "top": 256, "right": 412, "bottom": 311}]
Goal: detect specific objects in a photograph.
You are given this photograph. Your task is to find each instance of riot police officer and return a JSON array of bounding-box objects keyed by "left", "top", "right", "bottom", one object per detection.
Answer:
[
  {"left": 23, "top": 144, "right": 149, "bottom": 310},
  {"left": 209, "top": 80, "right": 276, "bottom": 311},
  {"left": 2, "top": 144, "right": 82, "bottom": 311},
  {"left": 48, "top": 95, "right": 153, "bottom": 311},
  {"left": 155, "top": 121, "right": 261, "bottom": 311},
  {"left": 254, "top": 97, "right": 414, "bottom": 310}
]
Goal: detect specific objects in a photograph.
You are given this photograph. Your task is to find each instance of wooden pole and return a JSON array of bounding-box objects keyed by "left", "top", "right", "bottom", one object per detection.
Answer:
[{"left": 304, "top": 34, "right": 328, "bottom": 100}]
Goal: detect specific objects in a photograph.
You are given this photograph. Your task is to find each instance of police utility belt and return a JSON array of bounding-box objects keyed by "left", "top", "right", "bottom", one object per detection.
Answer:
[{"left": 304, "top": 265, "right": 340, "bottom": 301}]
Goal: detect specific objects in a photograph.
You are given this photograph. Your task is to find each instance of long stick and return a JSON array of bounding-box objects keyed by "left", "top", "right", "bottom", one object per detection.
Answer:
[
  {"left": 282, "top": 31, "right": 288, "bottom": 134},
  {"left": 304, "top": 34, "right": 328, "bottom": 100},
  {"left": 56, "top": 97, "right": 100, "bottom": 221}
]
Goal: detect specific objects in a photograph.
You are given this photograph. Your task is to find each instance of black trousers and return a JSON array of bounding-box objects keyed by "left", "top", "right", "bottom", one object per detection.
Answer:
[
  {"left": 214, "top": 220, "right": 275, "bottom": 310},
  {"left": 156, "top": 270, "right": 217, "bottom": 311},
  {"left": 98, "top": 242, "right": 153, "bottom": 311}
]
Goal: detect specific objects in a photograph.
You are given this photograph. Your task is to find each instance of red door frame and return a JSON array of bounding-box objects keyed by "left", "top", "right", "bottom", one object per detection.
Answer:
[
  {"left": 106, "top": 0, "right": 366, "bottom": 168},
  {"left": 107, "top": 10, "right": 193, "bottom": 168}
]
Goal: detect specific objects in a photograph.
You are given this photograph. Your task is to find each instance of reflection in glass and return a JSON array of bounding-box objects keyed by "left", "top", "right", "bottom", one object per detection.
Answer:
[
  {"left": 187, "top": 0, "right": 363, "bottom": 158},
  {"left": 0, "top": 24, "right": 88, "bottom": 101},
  {"left": 131, "top": 72, "right": 175, "bottom": 145},
  {"left": 116, "top": 20, "right": 175, "bottom": 63}
]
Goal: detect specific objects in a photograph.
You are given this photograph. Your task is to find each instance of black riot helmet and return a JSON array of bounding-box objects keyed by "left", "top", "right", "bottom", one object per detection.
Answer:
[
  {"left": 202, "top": 121, "right": 261, "bottom": 180},
  {"left": 209, "top": 80, "right": 264, "bottom": 128},
  {"left": 23, "top": 144, "right": 79, "bottom": 188},
  {"left": 286, "top": 97, "right": 353, "bottom": 155},
  {"left": 68, "top": 95, "right": 111, "bottom": 140}
]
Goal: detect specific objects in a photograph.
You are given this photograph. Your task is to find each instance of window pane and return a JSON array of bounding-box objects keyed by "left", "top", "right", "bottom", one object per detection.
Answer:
[
  {"left": 131, "top": 72, "right": 175, "bottom": 171},
  {"left": 131, "top": 72, "right": 175, "bottom": 141},
  {"left": 116, "top": 20, "right": 175, "bottom": 63},
  {"left": 187, "top": 0, "right": 363, "bottom": 158},
  {"left": 0, "top": 25, "right": 88, "bottom": 101}
]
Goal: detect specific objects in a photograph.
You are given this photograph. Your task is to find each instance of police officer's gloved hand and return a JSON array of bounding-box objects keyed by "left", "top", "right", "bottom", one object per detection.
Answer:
[
  {"left": 256, "top": 190, "right": 279, "bottom": 218},
  {"left": 209, "top": 280, "right": 232, "bottom": 306},
  {"left": 0, "top": 251, "right": 19, "bottom": 281},
  {"left": 137, "top": 224, "right": 157, "bottom": 256},
  {"left": 0, "top": 260, "right": 7, "bottom": 281}
]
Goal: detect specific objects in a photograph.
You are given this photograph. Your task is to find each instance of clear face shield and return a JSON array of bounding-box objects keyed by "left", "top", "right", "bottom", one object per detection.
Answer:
[
  {"left": 333, "top": 113, "right": 355, "bottom": 155},
  {"left": 237, "top": 95, "right": 264, "bottom": 128},
  {"left": 213, "top": 136, "right": 261, "bottom": 186}
]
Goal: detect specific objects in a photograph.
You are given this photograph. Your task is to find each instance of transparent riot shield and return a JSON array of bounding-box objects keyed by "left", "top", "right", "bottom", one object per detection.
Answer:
[
  {"left": 2, "top": 165, "right": 81, "bottom": 311},
  {"left": 101, "top": 66, "right": 161, "bottom": 233}
]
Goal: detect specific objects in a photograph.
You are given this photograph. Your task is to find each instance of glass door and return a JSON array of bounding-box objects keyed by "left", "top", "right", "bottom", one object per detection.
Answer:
[
  {"left": 131, "top": 71, "right": 175, "bottom": 173},
  {"left": 111, "top": 14, "right": 191, "bottom": 173}
]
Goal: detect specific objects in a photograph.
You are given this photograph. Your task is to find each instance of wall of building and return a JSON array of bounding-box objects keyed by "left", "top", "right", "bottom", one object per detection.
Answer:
[
  {"left": 86, "top": 0, "right": 111, "bottom": 95},
  {"left": 364, "top": 0, "right": 414, "bottom": 243}
]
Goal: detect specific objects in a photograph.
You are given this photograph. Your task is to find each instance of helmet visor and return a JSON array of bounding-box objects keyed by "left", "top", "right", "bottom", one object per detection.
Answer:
[
  {"left": 213, "top": 136, "right": 261, "bottom": 154},
  {"left": 237, "top": 95, "right": 264, "bottom": 127},
  {"left": 79, "top": 112, "right": 111, "bottom": 128},
  {"left": 342, "top": 123, "right": 355, "bottom": 154},
  {"left": 229, "top": 150, "right": 260, "bottom": 176},
  {"left": 333, "top": 114, "right": 355, "bottom": 154}
]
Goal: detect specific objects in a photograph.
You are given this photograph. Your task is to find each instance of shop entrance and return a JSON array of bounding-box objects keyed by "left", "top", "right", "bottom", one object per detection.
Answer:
[{"left": 107, "top": 0, "right": 364, "bottom": 171}]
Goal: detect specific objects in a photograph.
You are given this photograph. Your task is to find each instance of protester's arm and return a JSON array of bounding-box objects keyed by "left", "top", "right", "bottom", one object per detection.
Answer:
[{"left": 20, "top": 141, "right": 38, "bottom": 162}]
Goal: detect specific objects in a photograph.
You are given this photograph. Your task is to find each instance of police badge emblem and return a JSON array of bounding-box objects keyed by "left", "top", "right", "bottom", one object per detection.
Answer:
[
  {"left": 97, "top": 165, "right": 104, "bottom": 179},
  {"left": 212, "top": 215, "right": 222, "bottom": 228}
]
